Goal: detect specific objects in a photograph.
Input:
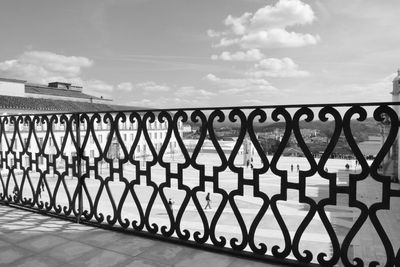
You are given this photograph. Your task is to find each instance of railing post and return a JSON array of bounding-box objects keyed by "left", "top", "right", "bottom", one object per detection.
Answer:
[
  {"left": 75, "top": 112, "right": 83, "bottom": 223},
  {"left": 390, "top": 71, "right": 400, "bottom": 182}
]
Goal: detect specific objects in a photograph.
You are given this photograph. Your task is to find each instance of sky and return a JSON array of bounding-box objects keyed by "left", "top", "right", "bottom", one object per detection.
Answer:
[{"left": 0, "top": 0, "right": 399, "bottom": 108}]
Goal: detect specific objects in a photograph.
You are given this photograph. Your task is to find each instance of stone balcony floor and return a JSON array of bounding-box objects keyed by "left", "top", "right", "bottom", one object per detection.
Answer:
[{"left": 0, "top": 204, "right": 281, "bottom": 267}]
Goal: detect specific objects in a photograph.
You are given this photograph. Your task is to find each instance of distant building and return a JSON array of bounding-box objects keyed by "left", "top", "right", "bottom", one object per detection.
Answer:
[
  {"left": 300, "top": 129, "right": 319, "bottom": 138},
  {"left": 383, "top": 70, "right": 400, "bottom": 182},
  {"left": 282, "top": 147, "right": 304, "bottom": 157},
  {"left": 0, "top": 78, "right": 110, "bottom": 103},
  {"left": 0, "top": 77, "right": 115, "bottom": 114},
  {"left": 357, "top": 136, "right": 382, "bottom": 157},
  {"left": 0, "top": 77, "right": 182, "bottom": 168},
  {"left": 182, "top": 124, "right": 192, "bottom": 133}
]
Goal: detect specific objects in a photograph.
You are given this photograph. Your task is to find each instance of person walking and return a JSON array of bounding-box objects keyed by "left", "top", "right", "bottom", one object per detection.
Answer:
[
  {"left": 38, "top": 180, "right": 44, "bottom": 199},
  {"left": 13, "top": 185, "right": 19, "bottom": 201},
  {"left": 291, "top": 164, "right": 293, "bottom": 172},
  {"left": 168, "top": 198, "right": 175, "bottom": 215},
  {"left": 297, "top": 164, "right": 300, "bottom": 172},
  {"left": 204, "top": 192, "right": 211, "bottom": 210}
]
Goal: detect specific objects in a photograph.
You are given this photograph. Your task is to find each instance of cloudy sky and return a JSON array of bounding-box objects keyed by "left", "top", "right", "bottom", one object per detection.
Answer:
[{"left": 0, "top": 0, "right": 399, "bottom": 108}]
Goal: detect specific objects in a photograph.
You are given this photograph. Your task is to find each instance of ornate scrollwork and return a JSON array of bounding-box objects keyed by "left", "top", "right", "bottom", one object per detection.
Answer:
[{"left": 0, "top": 103, "right": 399, "bottom": 266}]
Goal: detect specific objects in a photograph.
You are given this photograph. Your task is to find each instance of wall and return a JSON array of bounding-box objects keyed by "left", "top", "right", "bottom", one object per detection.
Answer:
[{"left": 0, "top": 80, "right": 25, "bottom": 97}]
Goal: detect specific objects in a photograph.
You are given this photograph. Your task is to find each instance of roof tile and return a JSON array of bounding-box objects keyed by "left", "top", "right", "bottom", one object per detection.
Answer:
[
  {"left": 0, "top": 95, "right": 140, "bottom": 113},
  {"left": 25, "top": 85, "right": 104, "bottom": 100}
]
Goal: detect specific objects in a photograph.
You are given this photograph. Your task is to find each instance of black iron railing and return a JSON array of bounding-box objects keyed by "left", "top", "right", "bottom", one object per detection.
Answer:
[{"left": 1, "top": 103, "right": 400, "bottom": 266}]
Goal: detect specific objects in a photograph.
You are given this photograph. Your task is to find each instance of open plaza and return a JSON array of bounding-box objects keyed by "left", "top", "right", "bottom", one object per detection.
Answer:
[{"left": 4, "top": 152, "right": 399, "bottom": 265}]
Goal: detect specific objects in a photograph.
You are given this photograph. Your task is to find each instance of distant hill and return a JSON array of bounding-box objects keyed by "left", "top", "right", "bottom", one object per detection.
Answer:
[
  {"left": 263, "top": 117, "right": 381, "bottom": 142},
  {"left": 185, "top": 116, "right": 383, "bottom": 143}
]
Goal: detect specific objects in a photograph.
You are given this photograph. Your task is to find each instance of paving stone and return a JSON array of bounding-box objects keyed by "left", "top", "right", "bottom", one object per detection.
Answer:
[
  {"left": 124, "top": 257, "right": 171, "bottom": 267},
  {"left": 0, "top": 239, "right": 11, "bottom": 248},
  {"left": 14, "top": 254, "right": 61, "bottom": 267},
  {"left": 0, "top": 231, "right": 42, "bottom": 243},
  {"left": 138, "top": 243, "right": 200, "bottom": 266},
  {"left": 229, "top": 258, "right": 282, "bottom": 267},
  {"left": 57, "top": 264, "right": 76, "bottom": 267},
  {"left": 74, "top": 229, "right": 124, "bottom": 247},
  {"left": 104, "top": 234, "right": 158, "bottom": 256},
  {"left": 55, "top": 229, "right": 95, "bottom": 240},
  {"left": 17, "top": 235, "right": 69, "bottom": 252},
  {"left": 69, "top": 249, "right": 129, "bottom": 267},
  {"left": 174, "top": 251, "right": 233, "bottom": 267},
  {"left": 0, "top": 246, "right": 33, "bottom": 265},
  {"left": 52, "top": 224, "right": 100, "bottom": 241},
  {"left": 45, "top": 241, "right": 95, "bottom": 262}
]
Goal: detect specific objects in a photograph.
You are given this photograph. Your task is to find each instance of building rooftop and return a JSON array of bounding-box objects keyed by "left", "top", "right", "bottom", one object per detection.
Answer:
[
  {"left": 25, "top": 84, "right": 106, "bottom": 101},
  {"left": 0, "top": 77, "right": 27, "bottom": 84},
  {"left": 0, "top": 94, "right": 140, "bottom": 113}
]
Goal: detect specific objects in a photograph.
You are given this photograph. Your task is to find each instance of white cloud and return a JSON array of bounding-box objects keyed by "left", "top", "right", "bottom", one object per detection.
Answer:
[
  {"left": 214, "top": 38, "right": 240, "bottom": 48},
  {"left": 207, "top": 29, "right": 223, "bottom": 38},
  {"left": 205, "top": 73, "right": 276, "bottom": 94},
  {"left": 0, "top": 50, "right": 119, "bottom": 99},
  {"left": 0, "top": 51, "right": 93, "bottom": 84},
  {"left": 124, "top": 82, "right": 219, "bottom": 108},
  {"left": 125, "top": 82, "right": 218, "bottom": 108},
  {"left": 83, "top": 79, "right": 114, "bottom": 98},
  {"left": 323, "top": 72, "right": 397, "bottom": 103},
  {"left": 128, "top": 96, "right": 207, "bottom": 109},
  {"left": 250, "top": 0, "right": 315, "bottom": 30},
  {"left": 211, "top": 49, "right": 265, "bottom": 61},
  {"left": 117, "top": 82, "right": 133, "bottom": 91},
  {"left": 247, "top": 57, "right": 309, "bottom": 78},
  {"left": 237, "top": 28, "right": 320, "bottom": 49},
  {"left": 136, "top": 81, "right": 170, "bottom": 92},
  {"left": 175, "top": 86, "right": 216, "bottom": 98},
  {"left": 242, "top": 99, "right": 264, "bottom": 104},
  {"left": 225, "top": 12, "right": 252, "bottom": 35},
  {"left": 128, "top": 98, "right": 153, "bottom": 107},
  {"left": 210, "top": 0, "right": 319, "bottom": 49},
  {"left": 84, "top": 80, "right": 114, "bottom": 92}
]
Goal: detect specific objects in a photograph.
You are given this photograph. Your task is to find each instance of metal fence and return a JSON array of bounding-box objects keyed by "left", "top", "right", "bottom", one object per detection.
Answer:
[{"left": 0, "top": 103, "right": 399, "bottom": 266}]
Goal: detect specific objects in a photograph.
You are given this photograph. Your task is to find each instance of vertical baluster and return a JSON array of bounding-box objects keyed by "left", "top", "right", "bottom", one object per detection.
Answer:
[{"left": 76, "top": 112, "right": 83, "bottom": 223}]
